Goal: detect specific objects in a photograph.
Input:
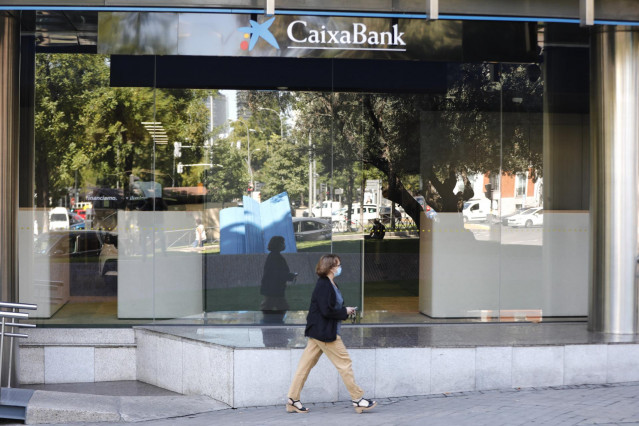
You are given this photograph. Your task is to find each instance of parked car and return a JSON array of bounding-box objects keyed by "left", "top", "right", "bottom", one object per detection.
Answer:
[
  {"left": 424, "top": 204, "right": 439, "bottom": 221},
  {"left": 98, "top": 232, "right": 118, "bottom": 287},
  {"left": 507, "top": 207, "right": 543, "bottom": 227},
  {"left": 379, "top": 206, "right": 402, "bottom": 223},
  {"left": 331, "top": 207, "right": 347, "bottom": 223},
  {"left": 48, "top": 207, "right": 70, "bottom": 231},
  {"left": 34, "top": 230, "right": 118, "bottom": 286},
  {"left": 501, "top": 208, "right": 527, "bottom": 226},
  {"left": 348, "top": 204, "right": 379, "bottom": 223},
  {"left": 292, "top": 217, "right": 332, "bottom": 241},
  {"left": 312, "top": 201, "right": 341, "bottom": 218},
  {"left": 69, "top": 213, "right": 86, "bottom": 230},
  {"left": 462, "top": 199, "right": 491, "bottom": 223},
  {"left": 413, "top": 196, "right": 438, "bottom": 221},
  {"left": 34, "top": 230, "right": 104, "bottom": 259}
]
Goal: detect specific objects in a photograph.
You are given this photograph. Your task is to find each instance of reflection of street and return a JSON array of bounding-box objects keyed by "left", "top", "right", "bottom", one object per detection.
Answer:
[{"left": 465, "top": 223, "right": 543, "bottom": 245}]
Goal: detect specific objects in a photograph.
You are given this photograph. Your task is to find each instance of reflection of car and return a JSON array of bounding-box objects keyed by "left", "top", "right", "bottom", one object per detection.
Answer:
[
  {"left": 414, "top": 196, "right": 439, "bottom": 221},
  {"left": 35, "top": 230, "right": 103, "bottom": 258},
  {"left": 72, "top": 209, "right": 87, "bottom": 220},
  {"left": 333, "top": 204, "right": 378, "bottom": 223},
  {"left": 331, "top": 207, "right": 347, "bottom": 222},
  {"left": 312, "top": 201, "right": 341, "bottom": 218},
  {"left": 98, "top": 232, "right": 118, "bottom": 287},
  {"left": 379, "top": 206, "right": 402, "bottom": 222},
  {"left": 69, "top": 213, "right": 85, "bottom": 230},
  {"left": 462, "top": 199, "right": 490, "bottom": 223},
  {"left": 49, "top": 207, "right": 70, "bottom": 231},
  {"left": 507, "top": 207, "right": 543, "bottom": 227},
  {"left": 501, "top": 208, "right": 527, "bottom": 226},
  {"left": 34, "top": 230, "right": 118, "bottom": 285},
  {"left": 353, "top": 204, "right": 379, "bottom": 223},
  {"left": 424, "top": 204, "right": 438, "bottom": 221},
  {"left": 292, "top": 217, "right": 332, "bottom": 241}
]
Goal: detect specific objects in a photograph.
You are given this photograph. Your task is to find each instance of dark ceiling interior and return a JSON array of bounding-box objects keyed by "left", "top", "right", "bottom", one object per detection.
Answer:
[{"left": 18, "top": 10, "right": 98, "bottom": 49}]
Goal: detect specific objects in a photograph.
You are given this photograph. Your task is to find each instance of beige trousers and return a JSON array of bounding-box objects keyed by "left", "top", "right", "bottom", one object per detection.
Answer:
[{"left": 288, "top": 336, "right": 364, "bottom": 401}]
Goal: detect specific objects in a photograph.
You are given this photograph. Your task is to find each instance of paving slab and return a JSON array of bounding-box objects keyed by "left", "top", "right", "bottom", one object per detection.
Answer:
[
  {"left": 22, "top": 382, "right": 639, "bottom": 426},
  {"left": 119, "top": 395, "right": 229, "bottom": 422},
  {"left": 25, "top": 392, "right": 120, "bottom": 424}
]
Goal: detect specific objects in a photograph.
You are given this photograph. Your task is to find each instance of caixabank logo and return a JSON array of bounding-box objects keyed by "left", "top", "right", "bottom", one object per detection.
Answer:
[
  {"left": 238, "top": 16, "right": 407, "bottom": 53},
  {"left": 238, "top": 17, "right": 280, "bottom": 51}
]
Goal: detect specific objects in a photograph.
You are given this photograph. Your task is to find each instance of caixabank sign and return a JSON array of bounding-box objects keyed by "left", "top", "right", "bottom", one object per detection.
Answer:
[
  {"left": 98, "top": 12, "right": 462, "bottom": 61},
  {"left": 237, "top": 17, "right": 407, "bottom": 52}
]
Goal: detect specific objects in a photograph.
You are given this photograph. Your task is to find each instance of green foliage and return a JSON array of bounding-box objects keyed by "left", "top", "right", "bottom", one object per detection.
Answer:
[
  {"left": 203, "top": 140, "right": 248, "bottom": 203},
  {"left": 35, "top": 54, "right": 215, "bottom": 206},
  {"left": 35, "top": 54, "right": 110, "bottom": 205},
  {"left": 258, "top": 136, "right": 307, "bottom": 201}
]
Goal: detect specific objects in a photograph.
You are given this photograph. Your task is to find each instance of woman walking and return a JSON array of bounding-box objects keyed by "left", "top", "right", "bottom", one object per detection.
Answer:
[{"left": 286, "top": 254, "right": 377, "bottom": 414}]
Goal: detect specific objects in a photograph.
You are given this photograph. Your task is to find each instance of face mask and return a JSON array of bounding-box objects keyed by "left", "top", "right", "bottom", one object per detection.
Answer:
[{"left": 334, "top": 266, "right": 342, "bottom": 277}]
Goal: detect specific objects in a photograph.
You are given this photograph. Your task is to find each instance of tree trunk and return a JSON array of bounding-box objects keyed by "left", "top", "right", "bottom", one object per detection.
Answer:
[
  {"left": 346, "top": 168, "right": 354, "bottom": 225},
  {"left": 383, "top": 172, "right": 423, "bottom": 228},
  {"left": 426, "top": 168, "right": 475, "bottom": 213}
]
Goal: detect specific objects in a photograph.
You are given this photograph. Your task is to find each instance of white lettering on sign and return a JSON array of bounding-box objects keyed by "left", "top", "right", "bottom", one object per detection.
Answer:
[
  {"left": 87, "top": 195, "right": 118, "bottom": 201},
  {"left": 286, "top": 20, "right": 407, "bottom": 51}
]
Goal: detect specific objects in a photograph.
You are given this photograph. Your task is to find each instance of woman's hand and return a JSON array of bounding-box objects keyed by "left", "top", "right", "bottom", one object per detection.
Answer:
[{"left": 346, "top": 307, "right": 357, "bottom": 315}]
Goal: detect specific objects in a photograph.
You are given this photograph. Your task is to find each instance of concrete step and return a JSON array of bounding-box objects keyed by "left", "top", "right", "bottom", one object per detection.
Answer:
[{"left": 24, "top": 390, "right": 229, "bottom": 424}]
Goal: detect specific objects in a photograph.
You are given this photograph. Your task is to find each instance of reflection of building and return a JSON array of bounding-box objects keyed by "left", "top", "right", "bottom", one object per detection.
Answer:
[
  {"left": 209, "top": 94, "right": 228, "bottom": 137},
  {"left": 236, "top": 91, "right": 251, "bottom": 120},
  {"left": 463, "top": 172, "right": 542, "bottom": 215}
]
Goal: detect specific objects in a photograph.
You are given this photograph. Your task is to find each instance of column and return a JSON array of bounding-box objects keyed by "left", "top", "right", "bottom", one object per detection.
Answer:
[
  {"left": 0, "top": 13, "right": 20, "bottom": 386},
  {"left": 19, "top": 34, "right": 35, "bottom": 209},
  {"left": 0, "top": 13, "right": 19, "bottom": 304},
  {"left": 589, "top": 26, "right": 639, "bottom": 333}
]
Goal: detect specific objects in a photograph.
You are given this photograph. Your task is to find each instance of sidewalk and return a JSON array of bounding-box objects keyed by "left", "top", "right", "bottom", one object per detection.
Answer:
[{"left": 15, "top": 381, "right": 639, "bottom": 426}]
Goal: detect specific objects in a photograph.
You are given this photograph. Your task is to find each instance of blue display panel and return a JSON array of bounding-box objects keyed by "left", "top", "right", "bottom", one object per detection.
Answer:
[
  {"left": 260, "top": 192, "right": 297, "bottom": 254},
  {"left": 220, "top": 207, "right": 246, "bottom": 255},
  {"left": 243, "top": 195, "right": 264, "bottom": 254},
  {"left": 219, "top": 192, "right": 296, "bottom": 254}
]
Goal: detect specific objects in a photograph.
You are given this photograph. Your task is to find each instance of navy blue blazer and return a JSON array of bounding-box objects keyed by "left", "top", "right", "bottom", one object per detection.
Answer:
[{"left": 304, "top": 276, "right": 348, "bottom": 342}]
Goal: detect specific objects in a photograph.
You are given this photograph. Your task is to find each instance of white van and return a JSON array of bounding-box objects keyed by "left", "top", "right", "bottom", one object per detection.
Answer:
[
  {"left": 312, "top": 201, "right": 341, "bottom": 218},
  {"left": 49, "top": 207, "right": 70, "bottom": 231},
  {"left": 349, "top": 204, "right": 379, "bottom": 223},
  {"left": 462, "top": 199, "right": 491, "bottom": 223}
]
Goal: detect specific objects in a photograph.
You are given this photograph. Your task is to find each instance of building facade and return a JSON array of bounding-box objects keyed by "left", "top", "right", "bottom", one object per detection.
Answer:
[{"left": 1, "top": 0, "right": 639, "bottom": 393}]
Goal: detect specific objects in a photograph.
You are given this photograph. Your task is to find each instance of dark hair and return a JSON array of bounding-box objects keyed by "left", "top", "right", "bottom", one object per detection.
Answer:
[
  {"left": 315, "top": 254, "right": 340, "bottom": 277},
  {"left": 195, "top": 218, "right": 202, "bottom": 225},
  {"left": 267, "top": 236, "right": 285, "bottom": 252}
]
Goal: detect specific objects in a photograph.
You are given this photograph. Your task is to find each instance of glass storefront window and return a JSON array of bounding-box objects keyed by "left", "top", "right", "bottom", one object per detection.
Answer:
[{"left": 19, "top": 21, "right": 590, "bottom": 326}]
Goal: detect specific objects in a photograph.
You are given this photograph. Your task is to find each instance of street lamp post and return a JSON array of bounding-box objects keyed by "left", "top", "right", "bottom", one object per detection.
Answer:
[{"left": 239, "top": 121, "right": 257, "bottom": 190}]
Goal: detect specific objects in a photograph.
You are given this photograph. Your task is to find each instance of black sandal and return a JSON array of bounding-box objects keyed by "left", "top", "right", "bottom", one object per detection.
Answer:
[
  {"left": 352, "top": 397, "right": 377, "bottom": 414},
  {"left": 286, "top": 398, "right": 309, "bottom": 413}
]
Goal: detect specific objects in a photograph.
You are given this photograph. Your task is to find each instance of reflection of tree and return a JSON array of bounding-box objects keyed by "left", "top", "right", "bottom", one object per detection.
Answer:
[
  {"left": 35, "top": 54, "right": 107, "bottom": 206},
  {"left": 259, "top": 137, "right": 307, "bottom": 202},
  {"left": 202, "top": 140, "right": 247, "bottom": 204},
  {"left": 422, "top": 63, "right": 543, "bottom": 214},
  {"left": 35, "top": 53, "right": 213, "bottom": 207},
  {"left": 226, "top": 91, "right": 308, "bottom": 205},
  {"left": 292, "top": 91, "right": 426, "bottom": 225},
  {"left": 289, "top": 63, "right": 542, "bottom": 226}
]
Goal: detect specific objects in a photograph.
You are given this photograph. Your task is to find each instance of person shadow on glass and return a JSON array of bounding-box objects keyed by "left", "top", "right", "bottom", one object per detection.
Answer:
[{"left": 260, "top": 236, "right": 297, "bottom": 324}]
